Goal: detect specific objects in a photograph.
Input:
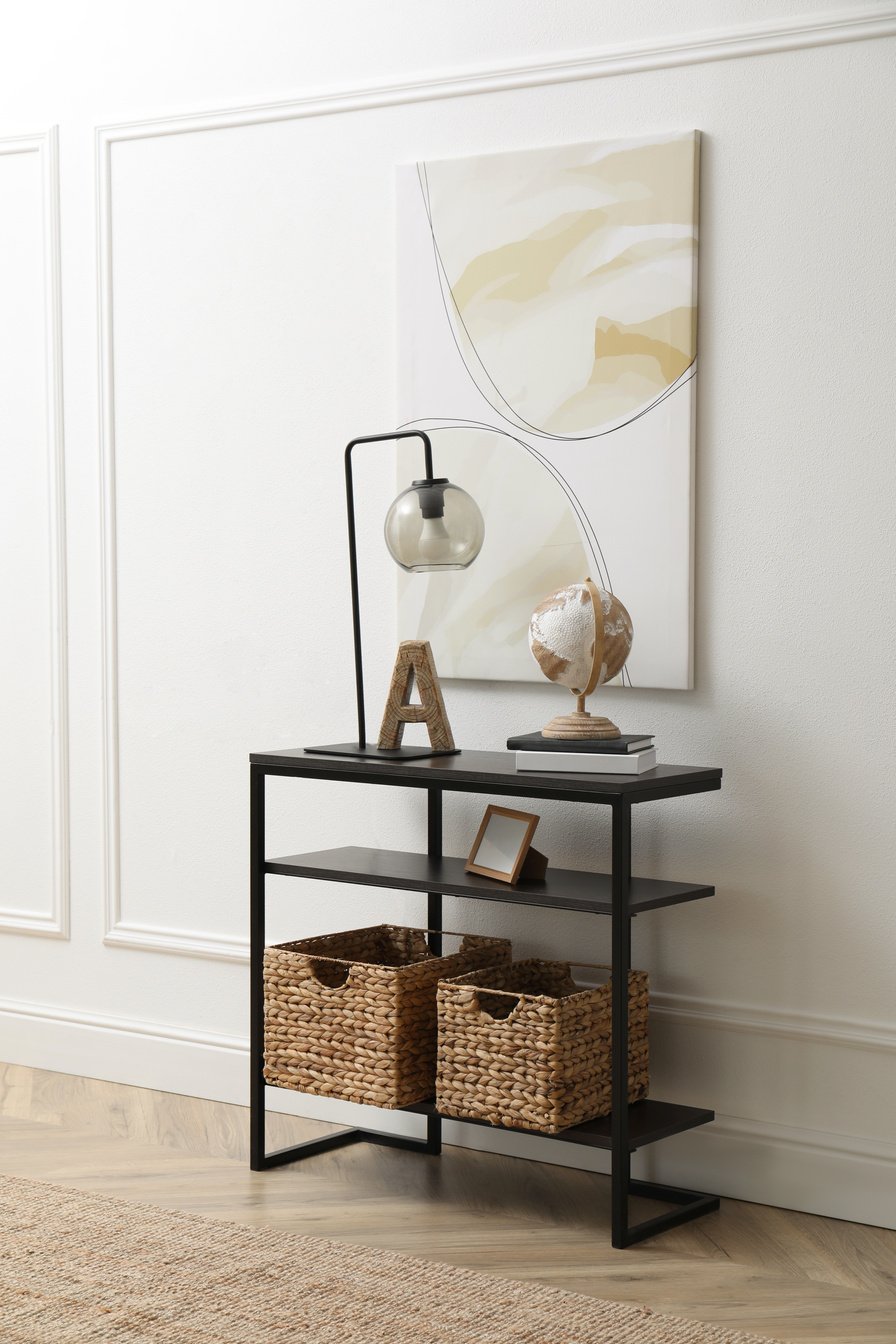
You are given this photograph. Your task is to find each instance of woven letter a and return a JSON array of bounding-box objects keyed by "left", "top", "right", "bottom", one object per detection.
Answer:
[{"left": 377, "top": 641, "right": 455, "bottom": 752}]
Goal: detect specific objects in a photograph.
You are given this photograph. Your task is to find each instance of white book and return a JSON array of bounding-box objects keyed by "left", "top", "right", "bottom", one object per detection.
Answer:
[{"left": 515, "top": 747, "right": 658, "bottom": 775}]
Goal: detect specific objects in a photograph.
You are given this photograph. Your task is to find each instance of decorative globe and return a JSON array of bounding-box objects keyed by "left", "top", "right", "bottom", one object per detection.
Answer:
[{"left": 528, "top": 580, "right": 633, "bottom": 739}]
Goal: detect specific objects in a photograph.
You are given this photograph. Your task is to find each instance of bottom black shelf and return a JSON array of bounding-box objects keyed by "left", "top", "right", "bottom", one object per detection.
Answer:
[
  {"left": 399, "top": 1098, "right": 713, "bottom": 1152},
  {"left": 262, "top": 1081, "right": 713, "bottom": 1153}
]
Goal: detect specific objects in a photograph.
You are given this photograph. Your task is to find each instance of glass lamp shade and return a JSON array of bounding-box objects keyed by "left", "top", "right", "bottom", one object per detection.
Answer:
[{"left": 383, "top": 478, "right": 485, "bottom": 572}]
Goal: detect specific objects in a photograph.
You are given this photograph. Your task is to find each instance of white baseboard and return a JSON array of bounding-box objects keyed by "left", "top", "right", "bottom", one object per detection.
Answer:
[
  {"left": 0, "top": 996, "right": 247, "bottom": 1101},
  {"left": 649, "top": 1113, "right": 896, "bottom": 1230},
  {"left": 2, "top": 994, "right": 893, "bottom": 1230}
]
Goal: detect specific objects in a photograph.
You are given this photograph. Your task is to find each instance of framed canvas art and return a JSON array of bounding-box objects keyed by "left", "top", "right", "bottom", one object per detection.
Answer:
[{"left": 396, "top": 131, "right": 700, "bottom": 690}]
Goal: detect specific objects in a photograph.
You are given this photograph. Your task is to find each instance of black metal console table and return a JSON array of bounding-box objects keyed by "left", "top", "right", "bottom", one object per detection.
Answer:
[{"left": 249, "top": 748, "right": 723, "bottom": 1249}]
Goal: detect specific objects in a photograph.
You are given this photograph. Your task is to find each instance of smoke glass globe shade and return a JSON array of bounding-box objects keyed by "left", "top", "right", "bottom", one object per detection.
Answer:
[{"left": 384, "top": 478, "right": 485, "bottom": 573}]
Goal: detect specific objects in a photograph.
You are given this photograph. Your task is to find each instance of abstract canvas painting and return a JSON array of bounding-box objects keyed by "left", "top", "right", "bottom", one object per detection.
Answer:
[{"left": 396, "top": 131, "right": 699, "bottom": 689}]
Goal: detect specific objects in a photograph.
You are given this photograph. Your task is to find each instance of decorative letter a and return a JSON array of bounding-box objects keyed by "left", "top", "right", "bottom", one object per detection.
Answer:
[{"left": 378, "top": 641, "right": 455, "bottom": 752}]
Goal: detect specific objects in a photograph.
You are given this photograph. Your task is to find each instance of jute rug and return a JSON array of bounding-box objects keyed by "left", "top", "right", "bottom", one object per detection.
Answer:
[{"left": 0, "top": 1173, "right": 781, "bottom": 1343}]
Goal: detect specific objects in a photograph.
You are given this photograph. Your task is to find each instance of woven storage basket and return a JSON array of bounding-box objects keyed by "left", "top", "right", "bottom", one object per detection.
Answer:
[
  {"left": 264, "top": 924, "right": 511, "bottom": 1109},
  {"left": 437, "top": 959, "right": 649, "bottom": 1134}
]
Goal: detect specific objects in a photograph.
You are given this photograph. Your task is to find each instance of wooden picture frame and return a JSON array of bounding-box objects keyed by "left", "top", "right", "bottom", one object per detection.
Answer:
[{"left": 465, "top": 804, "right": 548, "bottom": 886}]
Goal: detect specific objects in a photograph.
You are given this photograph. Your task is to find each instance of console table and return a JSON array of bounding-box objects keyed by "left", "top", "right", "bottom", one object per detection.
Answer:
[{"left": 249, "top": 747, "right": 723, "bottom": 1249}]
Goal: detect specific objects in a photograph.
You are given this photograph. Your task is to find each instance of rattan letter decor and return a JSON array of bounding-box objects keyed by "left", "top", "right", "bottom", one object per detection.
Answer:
[{"left": 378, "top": 641, "right": 455, "bottom": 752}]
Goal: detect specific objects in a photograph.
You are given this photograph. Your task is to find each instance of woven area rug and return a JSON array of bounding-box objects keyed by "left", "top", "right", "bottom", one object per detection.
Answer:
[{"left": 1, "top": 1173, "right": 780, "bottom": 1343}]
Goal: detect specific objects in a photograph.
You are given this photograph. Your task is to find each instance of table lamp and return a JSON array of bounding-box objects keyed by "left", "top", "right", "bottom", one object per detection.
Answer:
[{"left": 306, "top": 430, "right": 484, "bottom": 761}]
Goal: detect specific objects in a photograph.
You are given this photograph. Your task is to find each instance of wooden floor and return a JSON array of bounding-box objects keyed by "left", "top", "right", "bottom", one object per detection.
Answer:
[{"left": 1, "top": 1064, "right": 894, "bottom": 1343}]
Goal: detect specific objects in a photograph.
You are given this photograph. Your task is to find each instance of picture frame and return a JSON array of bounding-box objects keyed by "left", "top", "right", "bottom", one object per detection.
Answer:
[{"left": 465, "top": 804, "right": 548, "bottom": 886}]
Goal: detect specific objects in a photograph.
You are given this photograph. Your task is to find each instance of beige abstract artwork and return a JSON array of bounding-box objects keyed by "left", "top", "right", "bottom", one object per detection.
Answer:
[{"left": 397, "top": 132, "right": 699, "bottom": 689}]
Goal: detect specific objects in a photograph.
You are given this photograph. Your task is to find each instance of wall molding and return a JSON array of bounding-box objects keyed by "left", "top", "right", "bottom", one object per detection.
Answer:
[
  {"left": 96, "top": 128, "right": 127, "bottom": 956},
  {"left": 95, "top": 4, "right": 896, "bottom": 144},
  {"left": 0, "top": 994, "right": 245, "bottom": 1054},
  {"left": 95, "top": 1, "right": 895, "bottom": 962},
  {"left": 0, "top": 129, "right": 70, "bottom": 941},
  {"left": 95, "top": 126, "right": 244, "bottom": 962},
  {"left": 103, "top": 922, "right": 249, "bottom": 962},
  {"left": 650, "top": 991, "right": 896, "bottom": 1055},
  {"left": 2, "top": 992, "right": 893, "bottom": 1227},
  {"left": 704, "top": 1110, "right": 896, "bottom": 1165},
  {"left": 3, "top": 993, "right": 892, "bottom": 1136}
]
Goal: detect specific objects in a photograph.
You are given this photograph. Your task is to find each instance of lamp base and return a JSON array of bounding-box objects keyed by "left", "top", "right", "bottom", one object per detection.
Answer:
[{"left": 304, "top": 742, "right": 461, "bottom": 761}]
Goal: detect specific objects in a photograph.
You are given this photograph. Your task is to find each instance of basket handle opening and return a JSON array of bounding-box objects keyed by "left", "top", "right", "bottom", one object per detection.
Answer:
[
  {"left": 472, "top": 989, "right": 524, "bottom": 1021},
  {"left": 306, "top": 959, "right": 352, "bottom": 989}
]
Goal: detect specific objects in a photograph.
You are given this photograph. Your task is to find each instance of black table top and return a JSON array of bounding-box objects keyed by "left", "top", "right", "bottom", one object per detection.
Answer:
[{"left": 250, "top": 746, "right": 722, "bottom": 804}]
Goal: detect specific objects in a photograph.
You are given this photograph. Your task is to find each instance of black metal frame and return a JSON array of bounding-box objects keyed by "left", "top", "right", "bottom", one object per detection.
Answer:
[
  {"left": 249, "top": 756, "right": 721, "bottom": 1248},
  {"left": 250, "top": 764, "right": 442, "bottom": 1167},
  {"left": 306, "top": 429, "right": 459, "bottom": 762}
]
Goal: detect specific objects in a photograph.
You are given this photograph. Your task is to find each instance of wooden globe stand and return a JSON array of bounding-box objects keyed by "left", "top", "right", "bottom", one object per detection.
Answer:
[
  {"left": 542, "top": 700, "right": 621, "bottom": 741},
  {"left": 541, "top": 578, "right": 622, "bottom": 741}
]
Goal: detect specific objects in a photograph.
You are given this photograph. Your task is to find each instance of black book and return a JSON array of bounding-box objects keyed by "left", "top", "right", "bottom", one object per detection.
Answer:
[{"left": 507, "top": 731, "right": 654, "bottom": 754}]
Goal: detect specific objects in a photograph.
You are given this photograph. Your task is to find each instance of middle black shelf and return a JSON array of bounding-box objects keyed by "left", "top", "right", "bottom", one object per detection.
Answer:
[{"left": 265, "top": 845, "right": 714, "bottom": 916}]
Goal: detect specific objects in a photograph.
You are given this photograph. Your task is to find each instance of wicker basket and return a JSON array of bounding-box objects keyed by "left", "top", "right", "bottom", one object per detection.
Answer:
[
  {"left": 264, "top": 924, "right": 512, "bottom": 1109},
  {"left": 436, "top": 959, "right": 649, "bottom": 1134}
]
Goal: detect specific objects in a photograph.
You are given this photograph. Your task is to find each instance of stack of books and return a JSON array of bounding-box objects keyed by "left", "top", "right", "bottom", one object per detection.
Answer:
[{"left": 507, "top": 732, "right": 657, "bottom": 774}]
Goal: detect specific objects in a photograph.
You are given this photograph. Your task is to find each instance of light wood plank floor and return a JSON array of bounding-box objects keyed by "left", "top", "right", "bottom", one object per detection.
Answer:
[{"left": 1, "top": 1064, "right": 894, "bottom": 1343}]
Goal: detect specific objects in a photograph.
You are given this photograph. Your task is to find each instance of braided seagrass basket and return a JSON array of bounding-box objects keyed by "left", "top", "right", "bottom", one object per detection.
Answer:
[
  {"left": 264, "top": 924, "right": 511, "bottom": 1109},
  {"left": 437, "top": 959, "right": 649, "bottom": 1134}
]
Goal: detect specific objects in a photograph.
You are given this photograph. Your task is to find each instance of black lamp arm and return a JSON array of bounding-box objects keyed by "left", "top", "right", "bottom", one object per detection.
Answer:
[{"left": 344, "top": 430, "right": 434, "bottom": 748}]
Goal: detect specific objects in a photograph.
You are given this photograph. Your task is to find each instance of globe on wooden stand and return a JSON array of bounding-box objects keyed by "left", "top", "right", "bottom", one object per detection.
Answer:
[{"left": 528, "top": 578, "right": 633, "bottom": 740}]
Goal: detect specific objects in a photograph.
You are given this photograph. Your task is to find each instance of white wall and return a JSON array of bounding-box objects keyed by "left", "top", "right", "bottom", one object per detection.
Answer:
[{"left": 1, "top": 1, "right": 895, "bottom": 1228}]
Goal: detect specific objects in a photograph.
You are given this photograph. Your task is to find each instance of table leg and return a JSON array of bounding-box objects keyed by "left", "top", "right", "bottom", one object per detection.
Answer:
[
  {"left": 611, "top": 799, "right": 632, "bottom": 1247},
  {"left": 249, "top": 763, "right": 266, "bottom": 1171},
  {"left": 426, "top": 786, "right": 443, "bottom": 1156}
]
